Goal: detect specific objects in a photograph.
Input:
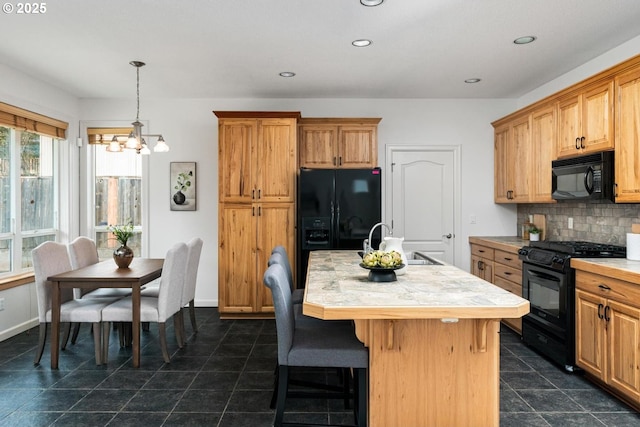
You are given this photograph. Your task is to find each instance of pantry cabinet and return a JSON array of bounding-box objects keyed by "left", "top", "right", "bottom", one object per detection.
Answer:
[
  {"left": 557, "top": 79, "right": 614, "bottom": 158},
  {"left": 215, "top": 111, "right": 299, "bottom": 317},
  {"left": 614, "top": 65, "right": 640, "bottom": 203},
  {"left": 298, "top": 118, "right": 381, "bottom": 169},
  {"left": 575, "top": 270, "right": 640, "bottom": 404}
]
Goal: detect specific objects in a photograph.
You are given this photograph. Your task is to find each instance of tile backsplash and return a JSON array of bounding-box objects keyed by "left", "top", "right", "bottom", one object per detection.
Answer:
[{"left": 518, "top": 202, "right": 640, "bottom": 246}]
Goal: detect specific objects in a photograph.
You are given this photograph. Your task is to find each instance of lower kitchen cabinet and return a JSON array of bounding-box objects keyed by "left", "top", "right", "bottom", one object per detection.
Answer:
[
  {"left": 576, "top": 270, "right": 640, "bottom": 405},
  {"left": 470, "top": 240, "right": 523, "bottom": 334}
]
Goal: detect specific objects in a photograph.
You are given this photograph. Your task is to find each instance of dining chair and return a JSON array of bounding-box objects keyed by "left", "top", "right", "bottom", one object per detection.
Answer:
[
  {"left": 68, "top": 236, "right": 129, "bottom": 344},
  {"left": 271, "top": 245, "right": 304, "bottom": 304},
  {"left": 140, "top": 238, "right": 202, "bottom": 342},
  {"left": 101, "top": 242, "right": 189, "bottom": 364},
  {"left": 32, "top": 241, "right": 110, "bottom": 365},
  {"left": 263, "top": 263, "right": 368, "bottom": 427}
]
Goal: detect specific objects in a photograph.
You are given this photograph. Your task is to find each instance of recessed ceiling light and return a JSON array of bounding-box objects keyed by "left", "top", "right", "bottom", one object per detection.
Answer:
[
  {"left": 465, "top": 78, "right": 481, "bottom": 84},
  {"left": 360, "top": 0, "right": 384, "bottom": 6},
  {"left": 513, "top": 36, "right": 536, "bottom": 45},
  {"left": 352, "top": 39, "right": 372, "bottom": 47},
  {"left": 279, "top": 71, "right": 295, "bottom": 77}
]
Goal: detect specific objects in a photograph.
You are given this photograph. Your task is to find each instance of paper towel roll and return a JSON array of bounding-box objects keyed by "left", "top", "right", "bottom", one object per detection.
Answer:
[{"left": 627, "top": 233, "right": 640, "bottom": 261}]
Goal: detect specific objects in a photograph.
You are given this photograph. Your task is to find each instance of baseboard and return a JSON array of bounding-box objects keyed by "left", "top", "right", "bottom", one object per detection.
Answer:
[{"left": 0, "top": 318, "right": 38, "bottom": 342}]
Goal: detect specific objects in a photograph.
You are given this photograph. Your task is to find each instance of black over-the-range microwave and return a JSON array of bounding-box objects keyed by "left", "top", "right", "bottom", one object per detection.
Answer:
[{"left": 551, "top": 151, "right": 615, "bottom": 202}]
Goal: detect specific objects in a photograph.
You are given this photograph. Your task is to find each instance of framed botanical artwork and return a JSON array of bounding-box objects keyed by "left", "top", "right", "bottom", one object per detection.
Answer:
[{"left": 170, "top": 162, "right": 196, "bottom": 211}]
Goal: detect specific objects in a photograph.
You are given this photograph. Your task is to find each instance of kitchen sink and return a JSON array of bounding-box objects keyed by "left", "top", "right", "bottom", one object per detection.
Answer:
[{"left": 406, "top": 251, "right": 443, "bottom": 266}]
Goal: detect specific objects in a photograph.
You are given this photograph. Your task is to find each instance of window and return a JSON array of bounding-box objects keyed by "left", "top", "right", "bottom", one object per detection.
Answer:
[
  {"left": 88, "top": 129, "right": 143, "bottom": 259},
  {"left": 0, "top": 126, "right": 59, "bottom": 276}
]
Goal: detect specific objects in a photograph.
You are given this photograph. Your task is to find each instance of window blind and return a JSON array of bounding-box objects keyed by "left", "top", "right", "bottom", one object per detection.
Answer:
[
  {"left": 86, "top": 127, "right": 134, "bottom": 145},
  {"left": 0, "top": 101, "right": 68, "bottom": 138}
]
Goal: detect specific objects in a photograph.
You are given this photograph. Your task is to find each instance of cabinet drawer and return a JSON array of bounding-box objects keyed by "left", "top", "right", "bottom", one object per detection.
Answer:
[
  {"left": 576, "top": 271, "right": 640, "bottom": 305},
  {"left": 494, "top": 276, "right": 523, "bottom": 297},
  {"left": 494, "top": 249, "right": 521, "bottom": 270},
  {"left": 471, "top": 245, "right": 494, "bottom": 260},
  {"left": 494, "top": 263, "right": 522, "bottom": 286}
]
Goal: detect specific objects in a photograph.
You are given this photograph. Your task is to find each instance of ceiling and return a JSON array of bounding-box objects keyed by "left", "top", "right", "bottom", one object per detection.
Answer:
[{"left": 2, "top": 0, "right": 640, "bottom": 100}]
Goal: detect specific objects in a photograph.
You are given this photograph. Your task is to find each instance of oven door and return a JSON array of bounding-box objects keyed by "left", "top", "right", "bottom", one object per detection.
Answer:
[{"left": 522, "top": 262, "right": 567, "bottom": 331}]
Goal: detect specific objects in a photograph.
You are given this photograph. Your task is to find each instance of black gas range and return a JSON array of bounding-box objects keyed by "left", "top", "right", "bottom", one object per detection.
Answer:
[{"left": 518, "top": 240, "right": 626, "bottom": 371}]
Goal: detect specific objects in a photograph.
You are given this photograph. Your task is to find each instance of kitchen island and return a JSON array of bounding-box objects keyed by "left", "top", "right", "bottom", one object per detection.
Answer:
[{"left": 303, "top": 250, "right": 530, "bottom": 427}]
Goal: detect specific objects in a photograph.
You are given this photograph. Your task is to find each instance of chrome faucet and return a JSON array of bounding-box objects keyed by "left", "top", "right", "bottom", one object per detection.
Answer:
[{"left": 363, "top": 222, "right": 392, "bottom": 253}]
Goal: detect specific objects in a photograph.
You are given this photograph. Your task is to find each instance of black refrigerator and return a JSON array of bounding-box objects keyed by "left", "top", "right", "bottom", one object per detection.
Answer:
[{"left": 297, "top": 167, "right": 382, "bottom": 286}]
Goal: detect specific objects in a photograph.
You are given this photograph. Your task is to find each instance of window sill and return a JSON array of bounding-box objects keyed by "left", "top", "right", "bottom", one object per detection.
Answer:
[{"left": 0, "top": 272, "right": 35, "bottom": 291}]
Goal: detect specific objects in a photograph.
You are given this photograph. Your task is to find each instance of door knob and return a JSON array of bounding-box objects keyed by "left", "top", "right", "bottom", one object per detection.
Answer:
[{"left": 442, "top": 233, "right": 453, "bottom": 239}]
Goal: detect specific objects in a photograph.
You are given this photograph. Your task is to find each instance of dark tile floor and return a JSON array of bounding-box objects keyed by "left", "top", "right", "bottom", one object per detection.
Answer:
[{"left": 0, "top": 308, "right": 638, "bottom": 427}]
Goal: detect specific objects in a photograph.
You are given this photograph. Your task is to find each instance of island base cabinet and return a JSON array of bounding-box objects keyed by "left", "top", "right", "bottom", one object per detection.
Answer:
[{"left": 354, "top": 318, "right": 500, "bottom": 427}]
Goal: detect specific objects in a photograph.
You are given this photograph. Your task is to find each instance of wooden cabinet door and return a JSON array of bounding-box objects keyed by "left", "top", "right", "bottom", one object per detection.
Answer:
[
  {"left": 557, "top": 80, "right": 614, "bottom": 158},
  {"left": 615, "top": 67, "right": 640, "bottom": 202},
  {"left": 337, "top": 125, "right": 378, "bottom": 168},
  {"left": 470, "top": 255, "right": 493, "bottom": 282},
  {"left": 557, "top": 94, "right": 582, "bottom": 158},
  {"left": 530, "top": 106, "right": 556, "bottom": 202},
  {"left": 255, "top": 203, "right": 295, "bottom": 313},
  {"left": 299, "top": 125, "right": 338, "bottom": 168},
  {"left": 607, "top": 299, "right": 640, "bottom": 401},
  {"left": 218, "top": 120, "right": 256, "bottom": 203},
  {"left": 256, "top": 118, "right": 297, "bottom": 202},
  {"left": 576, "top": 289, "right": 606, "bottom": 380},
  {"left": 218, "top": 203, "right": 256, "bottom": 313},
  {"left": 582, "top": 80, "right": 614, "bottom": 153},
  {"left": 509, "top": 115, "right": 531, "bottom": 202},
  {"left": 494, "top": 124, "right": 510, "bottom": 202}
]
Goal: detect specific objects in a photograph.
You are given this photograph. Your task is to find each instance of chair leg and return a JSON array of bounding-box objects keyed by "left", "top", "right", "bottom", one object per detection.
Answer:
[
  {"left": 270, "top": 364, "right": 279, "bottom": 409},
  {"left": 92, "top": 323, "right": 102, "bottom": 365},
  {"left": 355, "top": 368, "right": 367, "bottom": 427},
  {"left": 274, "top": 365, "right": 289, "bottom": 427},
  {"left": 33, "top": 322, "right": 48, "bottom": 365},
  {"left": 101, "top": 322, "right": 111, "bottom": 365},
  {"left": 61, "top": 322, "right": 72, "bottom": 350},
  {"left": 174, "top": 312, "right": 184, "bottom": 349},
  {"left": 70, "top": 323, "right": 81, "bottom": 344},
  {"left": 158, "top": 322, "right": 171, "bottom": 363},
  {"left": 189, "top": 300, "right": 197, "bottom": 333}
]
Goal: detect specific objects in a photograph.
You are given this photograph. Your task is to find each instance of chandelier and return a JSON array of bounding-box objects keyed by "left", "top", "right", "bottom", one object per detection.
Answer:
[{"left": 107, "top": 61, "right": 169, "bottom": 155}]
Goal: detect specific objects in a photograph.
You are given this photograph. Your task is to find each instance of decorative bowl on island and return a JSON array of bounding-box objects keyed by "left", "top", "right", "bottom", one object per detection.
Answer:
[{"left": 360, "top": 250, "right": 404, "bottom": 282}]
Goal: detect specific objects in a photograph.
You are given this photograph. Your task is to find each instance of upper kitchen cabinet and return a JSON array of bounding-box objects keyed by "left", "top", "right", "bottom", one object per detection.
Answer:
[
  {"left": 217, "top": 112, "right": 299, "bottom": 203},
  {"left": 530, "top": 105, "right": 557, "bottom": 203},
  {"left": 494, "top": 114, "right": 532, "bottom": 203},
  {"left": 298, "top": 118, "right": 381, "bottom": 169},
  {"left": 557, "top": 79, "right": 614, "bottom": 158},
  {"left": 614, "top": 65, "right": 640, "bottom": 203},
  {"left": 493, "top": 105, "right": 556, "bottom": 204}
]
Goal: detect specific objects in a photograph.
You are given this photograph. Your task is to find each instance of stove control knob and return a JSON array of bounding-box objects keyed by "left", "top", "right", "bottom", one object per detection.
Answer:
[
  {"left": 518, "top": 248, "right": 528, "bottom": 256},
  {"left": 551, "top": 255, "right": 564, "bottom": 265}
]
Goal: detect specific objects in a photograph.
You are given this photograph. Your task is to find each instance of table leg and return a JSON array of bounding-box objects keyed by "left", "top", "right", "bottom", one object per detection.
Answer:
[
  {"left": 51, "top": 282, "right": 61, "bottom": 369},
  {"left": 132, "top": 283, "right": 141, "bottom": 368}
]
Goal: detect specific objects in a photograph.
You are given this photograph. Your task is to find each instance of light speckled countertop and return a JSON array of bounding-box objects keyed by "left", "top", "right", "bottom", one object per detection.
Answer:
[
  {"left": 572, "top": 258, "right": 640, "bottom": 284},
  {"left": 302, "top": 250, "right": 530, "bottom": 320},
  {"left": 468, "top": 236, "right": 527, "bottom": 253}
]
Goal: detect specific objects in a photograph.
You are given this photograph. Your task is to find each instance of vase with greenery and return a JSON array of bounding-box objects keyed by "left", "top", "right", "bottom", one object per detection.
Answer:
[
  {"left": 108, "top": 223, "right": 135, "bottom": 268},
  {"left": 173, "top": 170, "right": 193, "bottom": 205}
]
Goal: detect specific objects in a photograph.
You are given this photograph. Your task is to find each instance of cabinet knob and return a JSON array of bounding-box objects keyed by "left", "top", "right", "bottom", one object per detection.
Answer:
[
  {"left": 575, "top": 137, "right": 580, "bottom": 150},
  {"left": 580, "top": 136, "right": 585, "bottom": 149}
]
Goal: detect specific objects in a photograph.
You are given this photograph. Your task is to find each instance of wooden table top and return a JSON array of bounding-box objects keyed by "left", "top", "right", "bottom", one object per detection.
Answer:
[{"left": 48, "top": 258, "right": 163, "bottom": 283}]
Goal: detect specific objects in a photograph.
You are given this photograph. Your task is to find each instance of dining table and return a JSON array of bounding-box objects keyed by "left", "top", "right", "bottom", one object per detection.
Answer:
[
  {"left": 303, "top": 250, "right": 530, "bottom": 427},
  {"left": 47, "top": 257, "right": 164, "bottom": 369}
]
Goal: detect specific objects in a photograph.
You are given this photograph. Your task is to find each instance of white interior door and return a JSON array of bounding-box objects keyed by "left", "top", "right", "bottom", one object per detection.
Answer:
[{"left": 386, "top": 146, "right": 459, "bottom": 264}]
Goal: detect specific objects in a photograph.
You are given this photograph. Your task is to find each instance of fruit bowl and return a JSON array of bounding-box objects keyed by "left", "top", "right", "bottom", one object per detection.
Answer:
[{"left": 359, "top": 263, "right": 405, "bottom": 282}]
